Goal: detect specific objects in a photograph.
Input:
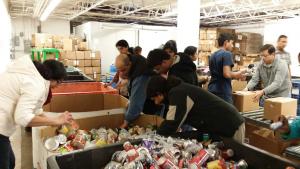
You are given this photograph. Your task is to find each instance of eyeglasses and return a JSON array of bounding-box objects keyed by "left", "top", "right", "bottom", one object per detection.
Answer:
[{"left": 117, "top": 47, "right": 124, "bottom": 51}]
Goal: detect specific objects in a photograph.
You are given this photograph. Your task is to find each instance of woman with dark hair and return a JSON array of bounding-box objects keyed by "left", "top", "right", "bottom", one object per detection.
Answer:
[
  {"left": 163, "top": 40, "right": 177, "bottom": 59},
  {"left": 184, "top": 46, "right": 198, "bottom": 61},
  {"left": 146, "top": 75, "right": 245, "bottom": 143},
  {"left": 0, "top": 56, "right": 73, "bottom": 169}
]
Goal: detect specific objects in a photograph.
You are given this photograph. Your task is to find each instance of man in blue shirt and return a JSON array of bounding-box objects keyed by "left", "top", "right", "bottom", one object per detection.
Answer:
[{"left": 208, "top": 33, "right": 246, "bottom": 104}]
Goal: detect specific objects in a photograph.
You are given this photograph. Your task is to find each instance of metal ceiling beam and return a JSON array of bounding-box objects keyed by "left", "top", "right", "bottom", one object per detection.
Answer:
[{"left": 68, "top": 0, "right": 107, "bottom": 20}]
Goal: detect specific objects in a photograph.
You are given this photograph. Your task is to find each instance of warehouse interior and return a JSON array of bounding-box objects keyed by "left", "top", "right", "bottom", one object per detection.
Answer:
[{"left": 1, "top": 0, "right": 300, "bottom": 169}]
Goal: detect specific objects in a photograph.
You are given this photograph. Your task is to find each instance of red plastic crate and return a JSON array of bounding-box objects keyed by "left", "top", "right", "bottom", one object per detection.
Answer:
[{"left": 52, "top": 82, "right": 118, "bottom": 95}]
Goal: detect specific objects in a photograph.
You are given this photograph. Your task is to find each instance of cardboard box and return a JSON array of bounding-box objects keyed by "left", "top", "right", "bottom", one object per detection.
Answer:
[
  {"left": 62, "top": 59, "right": 78, "bottom": 67},
  {"left": 233, "top": 91, "right": 260, "bottom": 112},
  {"left": 76, "top": 51, "right": 85, "bottom": 60},
  {"left": 77, "top": 67, "right": 85, "bottom": 72},
  {"left": 264, "top": 97, "right": 298, "bottom": 121},
  {"left": 65, "top": 51, "right": 76, "bottom": 60},
  {"left": 34, "top": 113, "right": 163, "bottom": 169},
  {"left": 84, "top": 51, "right": 92, "bottom": 59},
  {"left": 232, "top": 80, "right": 247, "bottom": 92},
  {"left": 92, "top": 66, "right": 101, "bottom": 74},
  {"left": 63, "top": 38, "right": 75, "bottom": 51},
  {"left": 77, "top": 60, "right": 84, "bottom": 67},
  {"left": 84, "top": 59, "right": 92, "bottom": 67},
  {"left": 91, "top": 51, "right": 101, "bottom": 59},
  {"left": 87, "top": 73, "right": 101, "bottom": 81},
  {"left": 92, "top": 59, "right": 101, "bottom": 67},
  {"left": 44, "top": 38, "right": 53, "bottom": 48},
  {"left": 249, "top": 128, "right": 300, "bottom": 155},
  {"left": 84, "top": 67, "right": 93, "bottom": 74},
  {"left": 59, "top": 50, "right": 66, "bottom": 60},
  {"left": 33, "top": 93, "right": 130, "bottom": 169},
  {"left": 78, "top": 42, "right": 88, "bottom": 51}
]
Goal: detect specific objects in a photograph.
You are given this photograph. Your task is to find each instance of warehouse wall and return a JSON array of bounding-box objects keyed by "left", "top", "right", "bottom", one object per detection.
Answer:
[
  {"left": 75, "top": 22, "right": 176, "bottom": 75},
  {"left": 263, "top": 18, "right": 300, "bottom": 76},
  {"left": 41, "top": 19, "right": 70, "bottom": 35},
  {"left": 11, "top": 17, "right": 70, "bottom": 57}
]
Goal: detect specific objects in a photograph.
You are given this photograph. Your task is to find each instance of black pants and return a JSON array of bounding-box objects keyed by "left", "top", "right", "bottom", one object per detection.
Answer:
[{"left": 0, "top": 134, "right": 15, "bottom": 169}]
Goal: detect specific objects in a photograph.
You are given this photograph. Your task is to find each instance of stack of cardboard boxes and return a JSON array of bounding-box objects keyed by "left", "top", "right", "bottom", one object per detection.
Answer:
[
  {"left": 31, "top": 33, "right": 102, "bottom": 81},
  {"left": 199, "top": 28, "right": 235, "bottom": 66},
  {"left": 233, "top": 32, "right": 263, "bottom": 66}
]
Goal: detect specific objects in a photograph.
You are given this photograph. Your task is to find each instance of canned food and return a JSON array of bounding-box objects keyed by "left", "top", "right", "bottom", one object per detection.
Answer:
[
  {"left": 126, "top": 148, "right": 139, "bottom": 162},
  {"left": 62, "top": 141, "right": 74, "bottom": 152},
  {"left": 112, "top": 151, "right": 128, "bottom": 163},
  {"left": 237, "top": 159, "right": 248, "bottom": 169},
  {"left": 71, "top": 134, "right": 86, "bottom": 149},
  {"left": 142, "top": 139, "right": 154, "bottom": 150},
  {"left": 95, "top": 138, "right": 107, "bottom": 147},
  {"left": 189, "top": 149, "right": 210, "bottom": 167},
  {"left": 44, "top": 137, "right": 59, "bottom": 151},
  {"left": 104, "top": 161, "right": 122, "bottom": 169},
  {"left": 221, "top": 149, "right": 234, "bottom": 160},
  {"left": 123, "top": 141, "right": 133, "bottom": 151},
  {"left": 55, "top": 134, "right": 67, "bottom": 145},
  {"left": 58, "top": 125, "right": 69, "bottom": 135},
  {"left": 70, "top": 120, "right": 79, "bottom": 130},
  {"left": 90, "top": 128, "right": 99, "bottom": 140},
  {"left": 66, "top": 129, "right": 76, "bottom": 140},
  {"left": 207, "top": 159, "right": 226, "bottom": 169},
  {"left": 84, "top": 141, "right": 97, "bottom": 150},
  {"left": 157, "top": 156, "right": 179, "bottom": 169}
]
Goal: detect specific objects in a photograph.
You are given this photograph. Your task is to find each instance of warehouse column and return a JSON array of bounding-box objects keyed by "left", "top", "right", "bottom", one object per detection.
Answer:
[{"left": 176, "top": 0, "right": 200, "bottom": 52}]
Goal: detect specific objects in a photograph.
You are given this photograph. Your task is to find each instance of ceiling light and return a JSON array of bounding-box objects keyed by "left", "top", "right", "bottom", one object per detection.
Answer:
[{"left": 40, "top": 0, "right": 62, "bottom": 21}]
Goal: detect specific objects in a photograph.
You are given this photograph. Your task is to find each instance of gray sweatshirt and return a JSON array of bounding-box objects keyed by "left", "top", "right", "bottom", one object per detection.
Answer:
[{"left": 246, "top": 57, "right": 290, "bottom": 99}]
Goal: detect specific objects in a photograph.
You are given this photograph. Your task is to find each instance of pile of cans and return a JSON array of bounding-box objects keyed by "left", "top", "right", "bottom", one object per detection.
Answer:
[
  {"left": 104, "top": 136, "right": 248, "bottom": 169},
  {"left": 44, "top": 121, "right": 155, "bottom": 153}
]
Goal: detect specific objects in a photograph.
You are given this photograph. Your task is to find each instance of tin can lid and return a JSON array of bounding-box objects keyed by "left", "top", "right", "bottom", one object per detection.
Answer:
[{"left": 45, "top": 137, "right": 59, "bottom": 151}]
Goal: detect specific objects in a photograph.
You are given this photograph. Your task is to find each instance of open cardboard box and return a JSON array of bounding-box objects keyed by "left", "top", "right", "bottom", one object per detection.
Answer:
[
  {"left": 36, "top": 114, "right": 163, "bottom": 169},
  {"left": 43, "top": 93, "right": 128, "bottom": 112},
  {"left": 33, "top": 93, "right": 128, "bottom": 169},
  {"left": 248, "top": 128, "right": 300, "bottom": 155}
]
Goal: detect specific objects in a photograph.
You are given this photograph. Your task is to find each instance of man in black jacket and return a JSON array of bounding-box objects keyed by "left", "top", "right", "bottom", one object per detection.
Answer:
[
  {"left": 146, "top": 75, "right": 245, "bottom": 143},
  {"left": 147, "top": 49, "right": 198, "bottom": 86}
]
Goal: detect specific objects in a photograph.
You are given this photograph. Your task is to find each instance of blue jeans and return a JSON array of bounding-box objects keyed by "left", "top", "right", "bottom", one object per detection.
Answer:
[{"left": 0, "top": 134, "right": 15, "bottom": 169}]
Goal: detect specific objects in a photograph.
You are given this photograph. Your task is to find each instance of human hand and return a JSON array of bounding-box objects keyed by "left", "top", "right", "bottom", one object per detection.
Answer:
[
  {"left": 252, "top": 90, "right": 264, "bottom": 102},
  {"left": 55, "top": 111, "right": 73, "bottom": 126}
]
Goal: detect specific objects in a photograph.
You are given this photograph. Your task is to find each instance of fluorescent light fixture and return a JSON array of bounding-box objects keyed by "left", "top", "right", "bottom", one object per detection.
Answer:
[{"left": 40, "top": 0, "right": 62, "bottom": 21}]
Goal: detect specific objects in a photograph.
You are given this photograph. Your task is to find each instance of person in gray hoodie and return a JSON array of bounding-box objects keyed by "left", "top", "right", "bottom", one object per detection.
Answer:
[{"left": 244, "top": 44, "right": 290, "bottom": 105}]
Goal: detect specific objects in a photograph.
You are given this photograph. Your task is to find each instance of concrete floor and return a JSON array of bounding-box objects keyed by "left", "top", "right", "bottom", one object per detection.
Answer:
[{"left": 10, "top": 126, "right": 33, "bottom": 169}]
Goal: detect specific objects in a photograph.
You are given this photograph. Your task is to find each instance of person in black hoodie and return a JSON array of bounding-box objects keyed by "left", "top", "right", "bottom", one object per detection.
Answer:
[
  {"left": 115, "top": 53, "right": 161, "bottom": 128},
  {"left": 146, "top": 75, "right": 245, "bottom": 143},
  {"left": 147, "top": 48, "right": 198, "bottom": 86}
]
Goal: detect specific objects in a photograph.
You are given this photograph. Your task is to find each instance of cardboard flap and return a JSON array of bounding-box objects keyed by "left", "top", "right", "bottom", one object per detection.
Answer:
[{"left": 266, "top": 97, "right": 297, "bottom": 103}]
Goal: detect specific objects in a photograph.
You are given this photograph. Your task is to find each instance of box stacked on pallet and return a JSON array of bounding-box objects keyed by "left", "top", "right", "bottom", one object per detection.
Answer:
[
  {"left": 198, "top": 28, "right": 235, "bottom": 66},
  {"left": 233, "top": 32, "right": 263, "bottom": 67},
  {"left": 31, "top": 33, "right": 102, "bottom": 81}
]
